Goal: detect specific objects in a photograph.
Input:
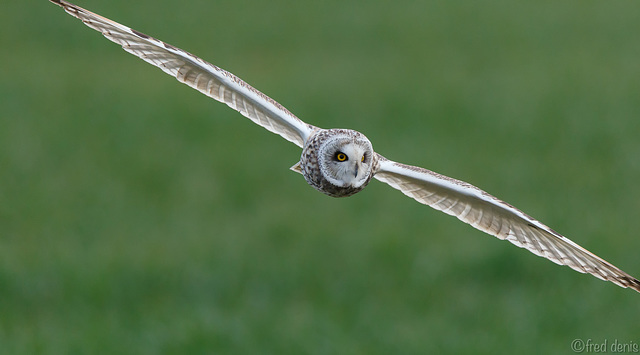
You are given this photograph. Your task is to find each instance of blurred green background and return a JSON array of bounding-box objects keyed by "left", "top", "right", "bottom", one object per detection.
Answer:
[{"left": 2, "top": 0, "right": 640, "bottom": 353}]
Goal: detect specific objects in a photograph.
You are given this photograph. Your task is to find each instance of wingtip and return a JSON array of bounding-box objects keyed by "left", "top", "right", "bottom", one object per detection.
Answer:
[
  {"left": 610, "top": 273, "right": 640, "bottom": 293},
  {"left": 627, "top": 277, "right": 640, "bottom": 293}
]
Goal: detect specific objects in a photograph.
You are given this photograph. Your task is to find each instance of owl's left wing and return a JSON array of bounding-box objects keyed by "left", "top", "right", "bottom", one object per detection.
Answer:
[
  {"left": 373, "top": 154, "right": 640, "bottom": 293},
  {"left": 49, "top": 0, "right": 316, "bottom": 147}
]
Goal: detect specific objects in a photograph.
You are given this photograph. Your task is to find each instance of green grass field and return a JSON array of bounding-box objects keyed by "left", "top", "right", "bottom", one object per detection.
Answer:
[{"left": 2, "top": 0, "right": 640, "bottom": 353}]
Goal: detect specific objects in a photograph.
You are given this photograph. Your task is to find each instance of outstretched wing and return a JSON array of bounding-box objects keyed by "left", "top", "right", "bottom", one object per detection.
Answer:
[
  {"left": 49, "top": 0, "right": 316, "bottom": 147},
  {"left": 374, "top": 154, "right": 640, "bottom": 292}
]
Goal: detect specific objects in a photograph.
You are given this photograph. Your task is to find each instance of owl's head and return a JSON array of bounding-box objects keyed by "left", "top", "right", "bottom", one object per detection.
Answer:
[{"left": 300, "top": 129, "right": 375, "bottom": 197}]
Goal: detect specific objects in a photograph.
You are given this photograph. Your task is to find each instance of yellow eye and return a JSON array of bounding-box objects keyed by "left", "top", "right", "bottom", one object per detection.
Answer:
[
  {"left": 336, "top": 152, "right": 348, "bottom": 162},
  {"left": 361, "top": 155, "right": 365, "bottom": 162}
]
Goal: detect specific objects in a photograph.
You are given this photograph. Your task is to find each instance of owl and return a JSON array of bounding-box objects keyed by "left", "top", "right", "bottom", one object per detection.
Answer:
[{"left": 49, "top": 0, "right": 640, "bottom": 293}]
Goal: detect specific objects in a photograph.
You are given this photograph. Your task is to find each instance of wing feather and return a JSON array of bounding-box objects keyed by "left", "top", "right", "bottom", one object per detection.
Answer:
[
  {"left": 49, "top": 0, "right": 316, "bottom": 147},
  {"left": 374, "top": 154, "right": 640, "bottom": 292}
]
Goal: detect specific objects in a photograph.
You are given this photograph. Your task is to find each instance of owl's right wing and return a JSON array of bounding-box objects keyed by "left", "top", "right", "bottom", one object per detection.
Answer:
[
  {"left": 373, "top": 154, "right": 640, "bottom": 293},
  {"left": 49, "top": 0, "right": 317, "bottom": 147}
]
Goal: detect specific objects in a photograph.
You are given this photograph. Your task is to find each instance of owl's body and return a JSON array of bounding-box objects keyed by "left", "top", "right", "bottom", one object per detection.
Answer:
[
  {"left": 49, "top": 0, "right": 640, "bottom": 293},
  {"left": 297, "top": 129, "right": 378, "bottom": 197}
]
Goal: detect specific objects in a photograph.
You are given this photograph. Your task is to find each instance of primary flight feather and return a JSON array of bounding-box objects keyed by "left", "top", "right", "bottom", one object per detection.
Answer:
[{"left": 49, "top": 0, "right": 640, "bottom": 293}]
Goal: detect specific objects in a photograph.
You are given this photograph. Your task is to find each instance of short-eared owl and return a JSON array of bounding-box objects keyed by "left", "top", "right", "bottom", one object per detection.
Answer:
[{"left": 49, "top": 0, "right": 639, "bottom": 293}]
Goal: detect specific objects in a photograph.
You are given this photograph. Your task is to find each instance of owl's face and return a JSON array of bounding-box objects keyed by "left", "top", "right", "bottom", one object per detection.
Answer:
[
  {"left": 317, "top": 132, "right": 374, "bottom": 189},
  {"left": 299, "top": 129, "right": 376, "bottom": 197}
]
